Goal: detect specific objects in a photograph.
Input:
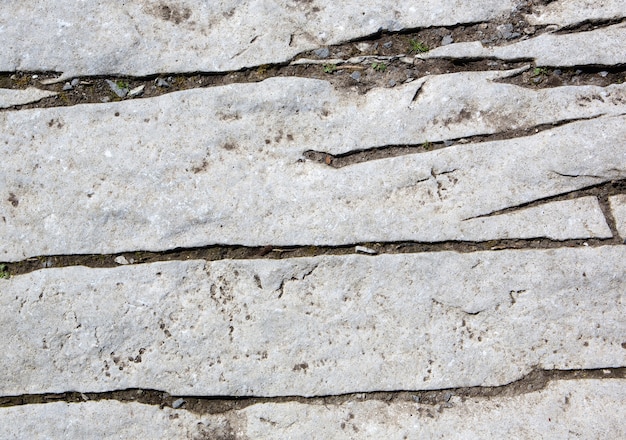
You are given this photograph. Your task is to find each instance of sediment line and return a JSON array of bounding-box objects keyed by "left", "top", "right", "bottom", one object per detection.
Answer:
[
  {"left": 3, "top": 238, "right": 624, "bottom": 278},
  {"left": 464, "top": 178, "right": 626, "bottom": 222},
  {"left": 554, "top": 17, "right": 626, "bottom": 34},
  {"left": 303, "top": 115, "right": 609, "bottom": 167},
  {"left": 0, "top": 368, "right": 623, "bottom": 414}
]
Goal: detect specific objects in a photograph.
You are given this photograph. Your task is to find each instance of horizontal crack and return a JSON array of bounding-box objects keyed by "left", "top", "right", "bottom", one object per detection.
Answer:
[
  {"left": 0, "top": 368, "right": 623, "bottom": 414},
  {"left": 3, "top": 239, "right": 624, "bottom": 278},
  {"left": 464, "top": 178, "right": 626, "bottom": 221},
  {"left": 303, "top": 115, "right": 607, "bottom": 168}
]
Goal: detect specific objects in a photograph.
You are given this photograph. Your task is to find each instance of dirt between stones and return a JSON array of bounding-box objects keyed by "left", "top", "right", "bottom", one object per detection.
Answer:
[{"left": 1, "top": 368, "right": 624, "bottom": 416}]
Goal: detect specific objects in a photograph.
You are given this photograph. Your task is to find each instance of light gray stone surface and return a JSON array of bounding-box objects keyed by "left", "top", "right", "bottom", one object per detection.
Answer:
[
  {"left": 0, "top": 0, "right": 515, "bottom": 80},
  {"left": 418, "top": 23, "right": 626, "bottom": 66},
  {"left": 0, "top": 87, "right": 57, "bottom": 109},
  {"left": 1, "top": 247, "right": 624, "bottom": 396},
  {"left": 526, "top": 0, "right": 626, "bottom": 26},
  {"left": 610, "top": 195, "right": 626, "bottom": 239},
  {"left": 2, "top": 74, "right": 626, "bottom": 260},
  {"left": 1, "top": 379, "right": 624, "bottom": 439}
]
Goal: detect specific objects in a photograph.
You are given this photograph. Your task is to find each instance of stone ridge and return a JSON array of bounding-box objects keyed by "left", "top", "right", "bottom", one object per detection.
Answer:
[
  {"left": 1, "top": 247, "right": 624, "bottom": 396},
  {"left": 0, "top": 0, "right": 515, "bottom": 79},
  {"left": 2, "top": 73, "right": 626, "bottom": 260}
]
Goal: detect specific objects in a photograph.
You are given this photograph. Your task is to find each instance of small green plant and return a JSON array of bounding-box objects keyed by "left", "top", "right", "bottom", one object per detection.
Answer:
[
  {"left": 409, "top": 39, "right": 429, "bottom": 53},
  {"left": 323, "top": 64, "right": 337, "bottom": 74},
  {"left": 372, "top": 62, "right": 387, "bottom": 72},
  {"left": 115, "top": 80, "right": 129, "bottom": 89},
  {"left": 422, "top": 140, "right": 434, "bottom": 151},
  {"left": 0, "top": 264, "right": 10, "bottom": 279},
  {"left": 531, "top": 67, "right": 549, "bottom": 77}
]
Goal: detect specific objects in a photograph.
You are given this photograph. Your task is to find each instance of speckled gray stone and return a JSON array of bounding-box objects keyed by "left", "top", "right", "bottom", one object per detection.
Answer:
[
  {"left": 0, "top": 87, "right": 57, "bottom": 108},
  {"left": 1, "top": 246, "right": 624, "bottom": 396},
  {"left": 526, "top": 0, "right": 625, "bottom": 27},
  {"left": 418, "top": 24, "right": 626, "bottom": 66},
  {"left": 2, "top": 74, "right": 625, "bottom": 260},
  {"left": 0, "top": 0, "right": 516, "bottom": 80}
]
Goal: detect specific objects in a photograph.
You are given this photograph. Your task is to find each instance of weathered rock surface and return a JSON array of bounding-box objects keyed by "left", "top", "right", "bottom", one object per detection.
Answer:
[
  {"left": 1, "top": 247, "right": 624, "bottom": 396},
  {"left": 1, "top": 379, "right": 624, "bottom": 439},
  {"left": 0, "top": 87, "right": 57, "bottom": 109},
  {"left": 526, "top": 0, "right": 626, "bottom": 27},
  {"left": 2, "top": 74, "right": 626, "bottom": 260},
  {"left": 610, "top": 195, "right": 626, "bottom": 239},
  {"left": 0, "top": 0, "right": 515, "bottom": 79},
  {"left": 418, "top": 24, "right": 626, "bottom": 66}
]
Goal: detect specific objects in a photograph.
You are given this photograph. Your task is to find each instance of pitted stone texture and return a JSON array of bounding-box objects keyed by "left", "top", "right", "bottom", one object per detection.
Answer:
[
  {"left": 2, "top": 75, "right": 626, "bottom": 259},
  {"left": 526, "top": 0, "right": 626, "bottom": 26},
  {"left": 0, "top": 0, "right": 515, "bottom": 80},
  {"left": 418, "top": 24, "right": 626, "bottom": 66},
  {"left": 1, "top": 247, "right": 624, "bottom": 396},
  {"left": 0, "top": 380, "right": 624, "bottom": 439},
  {"left": 609, "top": 195, "right": 626, "bottom": 239},
  {"left": 0, "top": 87, "right": 57, "bottom": 108}
]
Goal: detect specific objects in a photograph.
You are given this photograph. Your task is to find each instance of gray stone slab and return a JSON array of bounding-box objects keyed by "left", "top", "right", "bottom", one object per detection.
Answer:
[
  {"left": 0, "top": 0, "right": 515, "bottom": 80},
  {"left": 1, "top": 246, "right": 624, "bottom": 396},
  {"left": 0, "top": 87, "right": 57, "bottom": 108},
  {"left": 2, "top": 74, "right": 625, "bottom": 260},
  {"left": 609, "top": 195, "right": 626, "bottom": 239},
  {"left": 418, "top": 24, "right": 626, "bottom": 66},
  {"left": 526, "top": 0, "right": 626, "bottom": 27},
  {"left": 0, "top": 380, "right": 624, "bottom": 439}
]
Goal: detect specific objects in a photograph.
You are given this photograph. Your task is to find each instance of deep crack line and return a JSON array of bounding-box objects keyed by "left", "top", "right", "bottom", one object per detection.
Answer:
[
  {"left": 303, "top": 114, "right": 609, "bottom": 168},
  {"left": 463, "top": 178, "right": 626, "bottom": 221},
  {"left": 0, "top": 368, "right": 623, "bottom": 414}
]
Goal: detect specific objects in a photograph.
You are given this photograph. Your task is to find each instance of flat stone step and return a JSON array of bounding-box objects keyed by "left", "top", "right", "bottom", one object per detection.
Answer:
[
  {"left": 0, "top": 0, "right": 516, "bottom": 79},
  {"left": 1, "top": 246, "right": 624, "bottom": 396},
  {"left": 526, "top": 0, "right": 626, "bottom": 27},
  {"left": 0, "top": 379, "right": 624, "bottom": 438},
  {"left": 0, "top": 88, "right": 57, "bottom": 108},
  {"left": 2, "top": 74, "right": 625, "bottom": 260},
  {"left": 418, "top": 23, "right": 626, "bottom": 66}
]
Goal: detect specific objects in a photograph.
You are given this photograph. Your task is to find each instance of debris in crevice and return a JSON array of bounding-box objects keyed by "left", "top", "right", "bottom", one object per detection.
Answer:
[{"left": 0, "top": 368, "right": 622, "bottom": 414}]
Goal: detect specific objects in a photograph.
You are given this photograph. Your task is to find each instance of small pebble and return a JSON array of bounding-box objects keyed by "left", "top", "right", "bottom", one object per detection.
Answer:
[
  {"left": 443, "top": 392, "right": 452, "bottom": 402},
  {"left": 172, "top": 398, "right": 186, "bottom": 409},
  {"left": 496, "top": 24, "right": 515, "bottom": 39},
  {"left": 155, "top": 78, "right": 170, "bottom": 87},
  {"left": 32, "top": 74, "right": 38, "bottom": 79},
  {"left": 355, "top": 245, "right": 377, "bottom": 255},
  {"left": 350, "top": 71, "right": 361, "bottom": 81},
  {"left": 114, "top": 256, "right": 130, "bottom": 265},
  {"left": 575, "top": 69, "right": 583, "bottom": 75},
  {"left": 412, "top": 395, "right": 420, "bottom": 403},
  {"left": 553, "top": 69, "right": 562, "bottom": 76},
  {"left": 100, "top": 96, "right": 111, "bottom": 103},
  {"left": 599, "top": 71, "right": 608, "bottom": 77},
  {"left": 441, "top": 35, "right": 454, "bottom": 45},
  {"left": 355, "top": 42, "right": 371, "bottom": 52},
  {"left": 128, "top": 84, "right": 145, "bottom": 97},
  {"left": 443, "top": 140, "right": 454, "bottom": 147},
  {"left": 382, "top": 41, "right": 393, "bottom": 49},
  {"left": 62, "top": 82, "right": 73, "bottom": 91},
  {"left": 313, "top": 47, "right": 330, "bottom": 58},
  {"left": 105, "top": 79, "right": 128, "bottom": 98},
  {"left": 388, "top": 79, "right": 396, "bottom": 87},
  {"left": 71, "top": 78, "right": 80, "bottom": 87}
]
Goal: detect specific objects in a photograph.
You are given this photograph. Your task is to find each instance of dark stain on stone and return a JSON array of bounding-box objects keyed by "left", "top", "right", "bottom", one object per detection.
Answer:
[
  {"left": 148, "top": 3, "right": 192, "bottom": 24},
  {"left": 221, "top": 142, "right": 236, "bottom": 151},
  {"left": 7, "top": 193, "right": 18, "bottom": 207},
  {"left": 292, "top": 362, "right": 309, "bottom": 372}
]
